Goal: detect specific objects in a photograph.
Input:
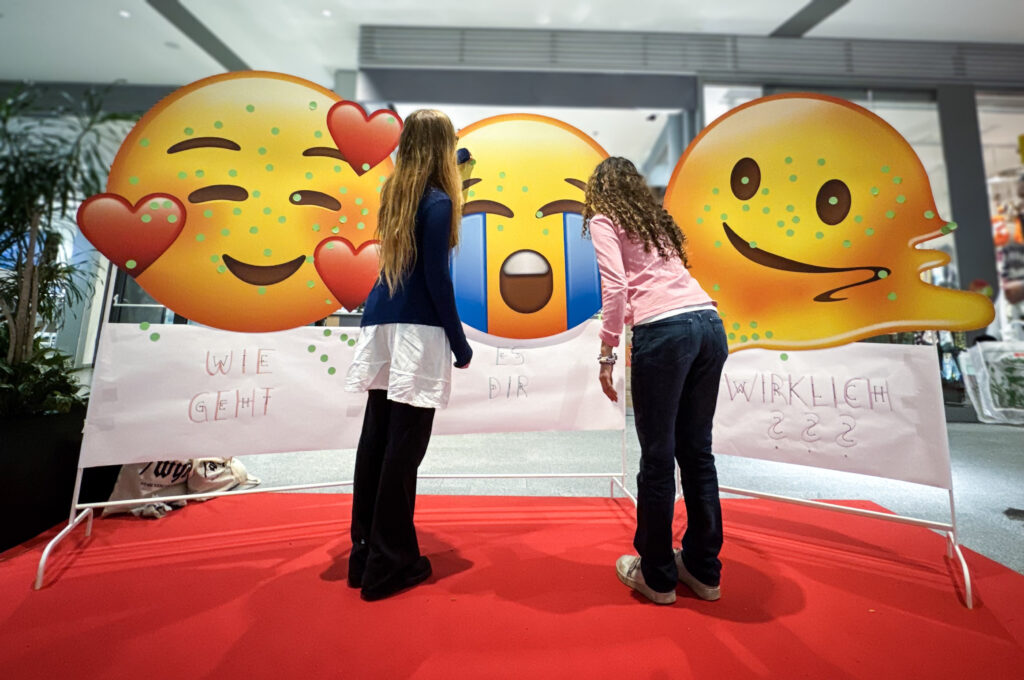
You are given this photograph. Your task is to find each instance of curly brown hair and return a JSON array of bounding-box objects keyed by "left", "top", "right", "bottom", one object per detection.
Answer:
[{"left": 583, "top": 157, "right": 689, "bottom": 268}]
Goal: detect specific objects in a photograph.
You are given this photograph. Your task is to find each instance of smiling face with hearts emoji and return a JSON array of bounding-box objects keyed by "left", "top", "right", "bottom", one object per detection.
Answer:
[{"left": 78, "top": 71, "right": 399, "bottom": 332}]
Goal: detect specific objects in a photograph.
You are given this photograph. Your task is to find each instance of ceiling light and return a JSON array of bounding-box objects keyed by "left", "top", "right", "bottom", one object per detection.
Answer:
[
  {"left": 119, "top": 9, "right": 131, "bottom": 19},
  {"left": 322, "top": 9, "right": 332, "bottom": 17}
]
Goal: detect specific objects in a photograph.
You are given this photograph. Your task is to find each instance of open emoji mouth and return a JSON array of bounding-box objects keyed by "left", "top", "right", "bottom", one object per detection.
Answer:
[
  {"left": 722, "top": 222, "right": 890, "bottom": 303},
  {"left": 499, "top": 249, "right": 553, "bottom": 314},
  {"left": 222, "top": 254, "right": 306, "bottom": 286}
]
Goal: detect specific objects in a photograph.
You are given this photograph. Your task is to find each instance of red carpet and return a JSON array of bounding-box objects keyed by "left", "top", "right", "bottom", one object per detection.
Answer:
[{"left": 1, "top": 494, "right": 1022, "bottom": 679}]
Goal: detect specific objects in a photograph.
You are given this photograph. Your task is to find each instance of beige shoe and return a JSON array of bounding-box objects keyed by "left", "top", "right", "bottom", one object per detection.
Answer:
[
  {"left": 674, "top": 550, "right": 721, "bottom": 601},
  {"left": 615, "top": 555, "right": 676, "bottom": 605}
]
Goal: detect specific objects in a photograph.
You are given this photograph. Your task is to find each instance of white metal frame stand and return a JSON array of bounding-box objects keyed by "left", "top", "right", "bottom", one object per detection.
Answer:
[{"left": 34, "top": 418, "right": 630, "bottom": 590}]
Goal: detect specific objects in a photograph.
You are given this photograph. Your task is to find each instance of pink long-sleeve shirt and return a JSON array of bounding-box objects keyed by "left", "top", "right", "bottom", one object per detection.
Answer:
[{"left": 589, "top": 213, "right": 715, "bottom": 347}]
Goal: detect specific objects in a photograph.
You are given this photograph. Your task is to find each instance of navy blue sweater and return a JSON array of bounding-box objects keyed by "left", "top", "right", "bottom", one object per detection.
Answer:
[{"left": 361, "top": 186, "right": 473, "bottom": 367}]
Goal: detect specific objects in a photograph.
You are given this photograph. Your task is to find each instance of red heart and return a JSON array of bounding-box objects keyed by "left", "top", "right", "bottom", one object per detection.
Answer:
[
  {"left": 77, "top": 193, "right": 185, "bottom": 276},
  {"left": 326, "top": 101, "right": 402, "bottom": 176},
  {"left": 314, "top": 237, "right": 380, "bottom": 311}
]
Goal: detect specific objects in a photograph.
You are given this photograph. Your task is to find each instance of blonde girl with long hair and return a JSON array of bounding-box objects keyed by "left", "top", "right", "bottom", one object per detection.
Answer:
[{"left": 345, "top": 109, "right": 472, "bottom": 601}]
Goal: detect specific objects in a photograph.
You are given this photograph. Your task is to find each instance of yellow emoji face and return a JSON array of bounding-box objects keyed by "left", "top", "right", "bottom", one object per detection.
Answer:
[
  {"left": 452, "top": 114, "right": 608, "bottom": 341},
  {"left": 665, "top": 94, "right": 993, "bottom": 351},
  {"left": 101, "top": 72, "right": 391, "bottom": 332}
]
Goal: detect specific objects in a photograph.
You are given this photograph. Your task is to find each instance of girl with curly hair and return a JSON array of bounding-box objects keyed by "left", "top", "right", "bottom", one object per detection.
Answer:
[{"left": 585, "top": 156, "right": 728, "bottom": 605}]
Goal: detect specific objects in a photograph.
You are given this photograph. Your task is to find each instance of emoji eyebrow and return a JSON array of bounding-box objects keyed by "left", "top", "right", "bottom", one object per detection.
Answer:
[
  {"left": 303, "top": 147, "right": 347, "bottom": 161},
  {"left": 565, "top": 178, "right": 586, "bottom": 191},
  {"left": 167, "top": 137, "right": 241, "bottom": 153},
  {"left": 463, "top": 199, "right": 514, "bottom": 218},
  {"left": 537, "top": 199, "right": 585, "bottom": 217},
  {"left": 188, "top": 185, "right": 249, "bottom": 203},
  {"left": 463, "top": 178, "right": 482, "bottom": 190},
  {"left": 291, "top": 190, "right": 342, "bottom": 211}
]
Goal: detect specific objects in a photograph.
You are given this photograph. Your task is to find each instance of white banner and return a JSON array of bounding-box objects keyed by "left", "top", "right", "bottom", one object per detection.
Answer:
[
  {"left": 80, "top": 320, "right": 624, "bottom": 468},
  {"left": 712, "top": 343, "right": 953, "bottom": 489}
]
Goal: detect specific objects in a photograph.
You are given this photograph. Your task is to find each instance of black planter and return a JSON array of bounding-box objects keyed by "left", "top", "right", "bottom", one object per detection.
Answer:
[{"left": 0, "top": 405, "right": 87, "bottom": 554}]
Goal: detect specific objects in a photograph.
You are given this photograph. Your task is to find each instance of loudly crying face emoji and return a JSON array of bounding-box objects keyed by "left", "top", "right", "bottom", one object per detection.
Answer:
[
  {"left": 665, "top": 93, "right": 994, "bottom": 351},
  {"left": 451, "top": 114, "right": 607, "bottom": 342},
  {"left": 78, "top": 72, "right": 394, "bottom": 332}
]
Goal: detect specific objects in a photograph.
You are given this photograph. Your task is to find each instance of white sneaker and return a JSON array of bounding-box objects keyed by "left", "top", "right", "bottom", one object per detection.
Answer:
[
  {"left": 674, "top": 550, "right": 721, "bottom": 601},
  {"left": 615, "top": 555, "right": 676, "bottom": 605}
]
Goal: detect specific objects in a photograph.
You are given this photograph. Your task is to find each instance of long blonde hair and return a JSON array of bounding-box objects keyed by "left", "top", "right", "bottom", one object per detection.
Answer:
[{"left": 376, "top": 109, "right": 464, "bottom": 295}]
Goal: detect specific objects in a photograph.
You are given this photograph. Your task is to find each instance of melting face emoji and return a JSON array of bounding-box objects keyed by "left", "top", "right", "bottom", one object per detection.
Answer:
[
  {"left": 665, "top": 94, "right": 994, "bottom": 351},
  {"left": 78, "top": 72, "right": 394, "bottom": 332},
  {"left": 451, "top": 114, "right": 608, "bottom": 341}
]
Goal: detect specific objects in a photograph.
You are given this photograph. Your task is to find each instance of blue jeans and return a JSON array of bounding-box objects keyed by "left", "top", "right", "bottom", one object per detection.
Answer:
[{"left": 630, "top": 308, "right": 729, "bottom": 592}]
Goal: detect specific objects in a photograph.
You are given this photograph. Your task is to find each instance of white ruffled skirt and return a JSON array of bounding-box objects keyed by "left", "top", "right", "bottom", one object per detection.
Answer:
[{"left": 345, "top": 323, "right": 453, "bottom": 409}]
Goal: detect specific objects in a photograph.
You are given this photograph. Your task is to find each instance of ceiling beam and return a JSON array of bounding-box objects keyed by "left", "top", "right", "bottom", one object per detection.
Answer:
[
  {"left": 770, "top": 0, "right": 849, "bottom": 38},
  {"left": 146, "top": 0, "right": 249, "bottom": 72}
]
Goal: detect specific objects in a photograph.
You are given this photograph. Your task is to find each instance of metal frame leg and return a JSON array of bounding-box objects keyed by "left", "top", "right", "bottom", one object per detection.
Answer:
[{"left": 35, "top": 508, "right": 94, "bottom": 591}]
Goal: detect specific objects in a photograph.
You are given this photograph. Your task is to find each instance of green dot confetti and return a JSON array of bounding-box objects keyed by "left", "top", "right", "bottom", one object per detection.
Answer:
[
  {"left": 271, "top": 127, "right": 280, "bottom": 135},
  {"left": 828, "top": 196, "right": 838, "bottom": 205},
  {"left": 233, "top": 207, "right": 242, "bottom": 216},
  {"left": 258, "top": 287, "right": 266, "bottom": 295},
  {"left": 879, "top": 270, "right": 889, "bottom": 279},
  {"left": 278, "top": 216, "right": 286, "bottom": 224},
  {"left": 361, "top": 163, "right": 370, "bottom": 171},
  {"left": 305, "top": 172, "right": 314, "bottom": 180},
  {"left": 263, "top": 207, "right": 272, "bottom": 215},
  {"left": 306, "top": 280, "right": 316, "bottom": 289},
  {"left": 789, "top": 174, "right": 797, "bottom": 182},
  {"left": 307, "top": 345, "right": 316, "bottom": 353},
  {"left": 887, "top": 292, "right": 897, "bottom": 301},
  {"left": 150, "top": 333, "right": 160, "bottom": 342},
  {"left": 184, "top": 127, "right": 193, "bottom": 135},
  {"left": 522, "top": 186, "right": 528, "bottom": 192},
  {"left": 196, "top": 234, "right": 205, "bottom": 242},
  {"left": 762, "top": 207, "right": 770, "bottom": 214},
  {"left": 323, "top": 329, "right": 332, "bottom": 337},
  {"left": 777, "top": 220, "right": 785, "bottom": 228},
  {"left": 339, "top": 187, "right": 348, "bottom": 194},
  {"left": 340, "top": 334, "right": 349, "bottom": 341},
  {"left": 536, "top": 211, "right": 543, "bottom": 218},
  {"left": 309, "top": 101, "right": 318, "bottom": 111},
  {"left": 866, "top": 228, "right": 875, "bottom": 236},
  {"left": 732, "top": 322, "right": 740, "bottom": 330},
  {"left": 896, "top": 195, "right": 906, "bottom": 204},
  {"left": 728, "top": 332, "right": 736, "bottom": 340},
  {"left": 320, "top": 354, "right": 329, "bottom": 363},
  {"left": 496, "top": 185, "right": 504, "bottom": 192},
  {"left": 497, "top": 225, "right": 504, "bottom": 232},
  {"left": 893, "top": 176, "right": 902, "bottom": 184},
  {"left": 339, "top": 216, "right": 348, "bottom": 223},
  {"left": 328, "top": 367, "right": 337, "bottom": 375},
  {"left": 499, "top": 171, "right": 506, "bottom": 179},
  {"left": 306, "top": 255, "right": 314, "bottom": 263},
  {"left": 229, "top": 169, "right": 238, "bottom": 177},
  {"left": 871, "top": 186, "right": 880, "bottom": 196},
  {"left": 141, "top": 214, "right": 152, "bottom": 223},
  {"left": 162, "top": 200, "right": 172, "bottom": 209},
  {"left": 750, "top": 321, "right": 758, "bottom": 329},
  {"left": 786, "top": 204, "right": 795, "bottom": 212},
  {"left": 316, "top": 131, "right": 325, "bottom": 140},
  {"left": 752, "top": 333, "right": 760, "bottom": 340},
  {"left": 854, "top": 215, "right": 863, "bottom": 223},
  {"left": 220, "top": 228, "right": 230, "bottom": 236},
  {"left": 203, "top": 209, "right": 213, "bottom": 218},
  {"left": 704, "top": 205, "right": 711, "bottom": 212},
  {"left": 885, "top": 210, "right": 895, "bottom": 219},
  {"left": 312, "top": 224, "right": 321, "bottom": 232},
  {"left": 941, "top": 221, "right": 958, "bottom": 234},
  {"left": 786, "top": 229, "right": 795, "bottom": 237},
  {"left": 881, "top": 165, "right": 890, "bottom": 173},
  {"left": 139, "top": 322, "right": 150, "bottom": 330},
  {"left": 748, "top": 241, "right": 757, "bottom": 249},
  {"left": 740, "top": 335, "right": 748, "bottom": 342},
  {"left": 217, "top": 265, "right": 226, "bottom": 274},
  {"left": 253, "top": 191, "right": 261, "bottom": 198},
  {"left": 843, "top": 240, "right": 852, "bottom": 248},
  {"left": 815, "top": 231, "right": 824, "bottom": 239},
  {"left": 785, "top": 156, "right": 793, "bottom": 164},
  {"left": 214, "top": 121, "right": 223, "bottom": 129},
  {"left": 331, "top": 226, "right": 340, "bottom": 234},
  {"left": 195, "top": 169, "right": 204, "bottom": 178},
  {"left": 249, "top": 226, "right": 258, "bottom": 234},
  {"left": 742, "top": 204, "right": 750, "bottom": 212},
  {"left": 210, "top": 255, "right": 219, "bottom": 263},
  {"left": 258, "top": 147, "right": 267, "bottom": 155},
  {"left": 792, "top": 216, "right": 800, "bottom": 224},
  {"left": 714, "top": 240, "right": 722, "bottom": 248},
  {"left": 140, "top": 138, "right": 149, "bottom": 147},
  {"left": 765, "top": 331, "right": 774, "bottom": 338},
  {"left": 326, "top": 242, "right": 334, "bottom": 250},
  {"left": 361, "top": 208, "right": 369, "bottom": 215},
  {"left": 357, "top": 222, "right": 365, "bottom": 230},
  {"left": 266, "top": 164, "right": 274, "bottom": 172},
  {"left": 263, "top": 248, "right": 272, "bottom": 257},
  {"left": 348, "top": 339, "right": 356, "bottom": 347},
  {"left": 167, "top": 215, "right": 178, "bottom": 223},
  {"left": 246, "top": 104, "right": 255, "bottom": 113},
  {"left": 126, "top": 259, "right": 137, "bottom": 269},
  {"left": 178, "top": 171, "right": 187, "bottom": 179},
  {"left": 129, "top": 176, "right": 139, "bottom": 185},
  {"left": 780, "top": 353, "right": 789, "bottom": 361},
  {"left": 925, "top": 210, "right": 936, "bottom": 219},
  {"left": 817, "top": 158, "right": 825, "bottom": 166},
  {"left": 762, "top": 188, "right": 770, "bottom": 195},
  {"left": 697, "top": 218, "right": 704, "bottom": 225},
  {"left": 721, "top": 213, "right": 728, "bottom": 221},
  {"left": 713, "top": 284, "right": 721, "bottom": 291},
  {"left": 712, "top": 187, "right": 720, "bottom": 195},
  {"left": 542, "top": 228, "right": 549, "bottom": 236}
]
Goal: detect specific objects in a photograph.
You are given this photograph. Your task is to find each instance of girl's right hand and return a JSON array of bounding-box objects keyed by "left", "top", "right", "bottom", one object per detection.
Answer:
[{"left": 455, "top": 360, "right": 471, "bottom": 369}]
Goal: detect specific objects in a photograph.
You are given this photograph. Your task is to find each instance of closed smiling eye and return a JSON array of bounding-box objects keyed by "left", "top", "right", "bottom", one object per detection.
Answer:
[
  {"left": 537, "top": 199, "right": 584, "bottom": 217},
  {"left": 463, "top": 200, "right": 514, "bottom": 218},
  {"left": 290, "top": 190, "right": 342, "bottom": 211},
  {"left": 187, "top": 185, "right": 249, "bottom": 203}
]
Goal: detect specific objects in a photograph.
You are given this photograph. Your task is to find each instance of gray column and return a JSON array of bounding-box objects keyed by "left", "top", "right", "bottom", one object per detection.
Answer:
[{"left": 936, "top": 85, "right": 997, "bottom": 297}]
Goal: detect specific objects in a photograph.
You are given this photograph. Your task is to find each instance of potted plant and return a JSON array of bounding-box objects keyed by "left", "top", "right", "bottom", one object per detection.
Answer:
[{"left": 0, "top": 85, "right": 127, "bottom": 552}]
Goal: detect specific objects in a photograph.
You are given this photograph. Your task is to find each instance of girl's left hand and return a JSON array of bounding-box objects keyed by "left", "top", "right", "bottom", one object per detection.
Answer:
[{"left": 599, "top": 363, "right": 618, "bottom": 402}]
